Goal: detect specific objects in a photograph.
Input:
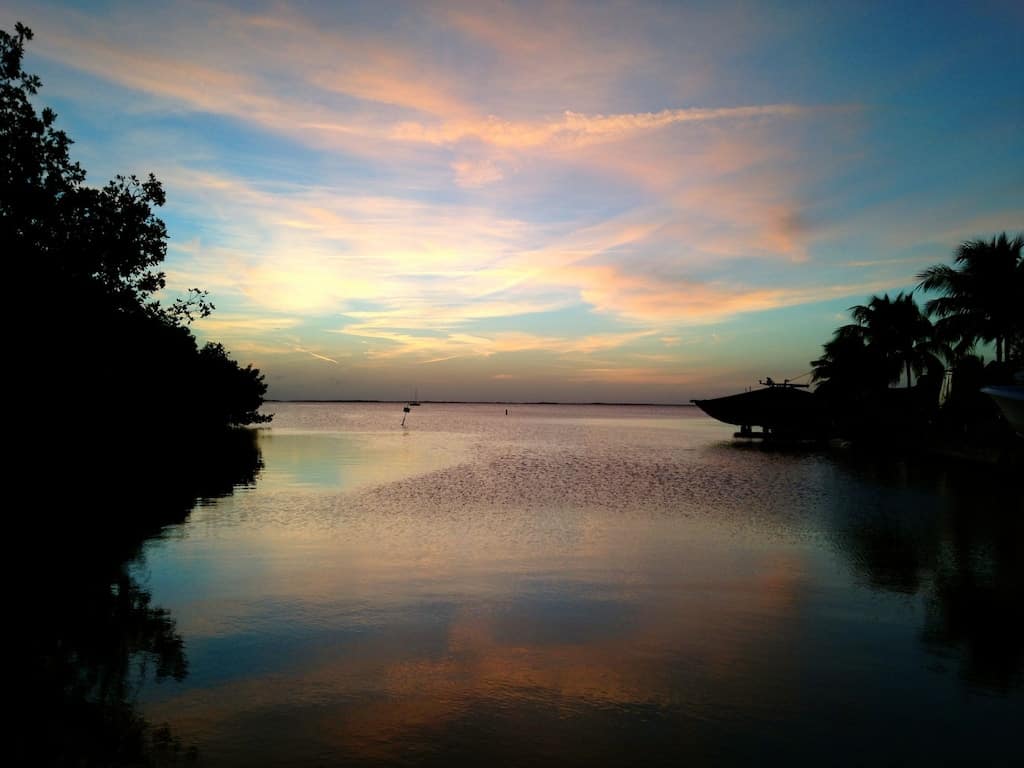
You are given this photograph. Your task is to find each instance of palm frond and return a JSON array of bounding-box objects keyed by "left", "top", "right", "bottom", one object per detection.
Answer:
[{"left": 916, "top": 264, "right": 957, "bottom": 294}]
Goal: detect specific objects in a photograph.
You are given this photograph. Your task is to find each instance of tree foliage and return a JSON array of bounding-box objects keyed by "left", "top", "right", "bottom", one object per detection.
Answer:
[
  {"left": 813, "top": 292, "right": 943, "bottom": 390},
  {"left": 811, "top": 330, "right": 887, "bottom": 401},
  {"left": 841, "top": 292, "right": 945, "bottom": 389},
  {"left": 813, "top": 239, "right": 1021, "bottom": 441},
  {"left": 917, "top": 232, "right": 1023, "bottom": 365},
  {"left": 811, "top": 292, "right": 945, "bottom": 435},
  {"left": 2, "top": 23, "right": 269, "bottom": 434}
]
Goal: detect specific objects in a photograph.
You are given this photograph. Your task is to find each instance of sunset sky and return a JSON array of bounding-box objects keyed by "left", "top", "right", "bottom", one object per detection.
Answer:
[{"left": 9, "top": 1, "right": 1022, "bottom": 402}]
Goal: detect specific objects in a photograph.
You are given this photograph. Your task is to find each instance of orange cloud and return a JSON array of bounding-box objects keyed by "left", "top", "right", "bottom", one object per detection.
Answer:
[
  {"left": 546, "top": 262, "right": 916, "bottom": 326},
  {"left": 391, "top": 104, "right": 815, "bottom": 148}
]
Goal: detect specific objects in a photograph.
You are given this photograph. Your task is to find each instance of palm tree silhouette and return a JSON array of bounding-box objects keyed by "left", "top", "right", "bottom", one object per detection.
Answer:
[
  {"left": 811, "top": 330, "right": 886, "bottom": 398},
  {"left": 841, "top": 292, "right": 944, "bottom": 389},
  {"left": 916, "top": 233, "right": 1023, "bottom": 365}
]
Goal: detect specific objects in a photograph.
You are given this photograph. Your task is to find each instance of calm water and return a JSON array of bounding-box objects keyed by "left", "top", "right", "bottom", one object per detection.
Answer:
[{"left": 128, "top": 403, "right": 1021, "bottom": 765}]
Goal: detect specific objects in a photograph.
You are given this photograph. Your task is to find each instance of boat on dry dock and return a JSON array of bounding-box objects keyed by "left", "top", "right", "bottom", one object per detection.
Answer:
[{"left": 692, "top": 378, "right": 828, "bottom": 439}]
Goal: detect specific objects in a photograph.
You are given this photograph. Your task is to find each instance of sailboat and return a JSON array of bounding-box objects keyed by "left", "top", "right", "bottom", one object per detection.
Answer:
[{"left": 409, "top": 387, "right": 421, "bottom": 406}]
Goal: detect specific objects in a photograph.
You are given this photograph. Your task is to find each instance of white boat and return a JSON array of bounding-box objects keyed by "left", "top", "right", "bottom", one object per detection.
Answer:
[{"left": 981, "top": 385, "right": 1024, "bottom": 436}]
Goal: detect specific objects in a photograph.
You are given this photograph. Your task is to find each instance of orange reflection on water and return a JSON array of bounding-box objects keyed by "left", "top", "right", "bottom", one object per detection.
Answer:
[{"left": 145, "top": 541, "right": 811, "bottom": 764}]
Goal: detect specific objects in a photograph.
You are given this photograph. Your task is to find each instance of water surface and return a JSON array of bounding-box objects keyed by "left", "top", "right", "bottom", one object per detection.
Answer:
[{"left": 130, "top": 403, "right": 1022, "bottom": 765}]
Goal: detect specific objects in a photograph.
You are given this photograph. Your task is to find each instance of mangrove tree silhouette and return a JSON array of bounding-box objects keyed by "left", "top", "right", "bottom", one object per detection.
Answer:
[{"left": 2, "top": 23, "right": 269, "bottom": 456}]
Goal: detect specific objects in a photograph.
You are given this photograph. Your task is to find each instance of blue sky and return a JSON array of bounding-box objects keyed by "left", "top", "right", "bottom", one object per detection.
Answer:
[{"left": 8, "top": 0, "right": 1022, "bottom": 401}]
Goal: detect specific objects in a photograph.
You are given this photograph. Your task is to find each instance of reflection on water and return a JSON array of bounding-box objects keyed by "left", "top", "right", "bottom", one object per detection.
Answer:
[
  {"left": 56, "top": 404, "right": 1024, "bottom": 765},
  {"left": 30, "top": 570, "right": 191, "bottom": 765},
  {"left": 828, "top": 455, "right": 1024, "bottom": 691},
  {"left": 256, "top": 429, "right": 470, "bottom": 492},
  {"left": 27, "top": 430, "right": 263, "bottom": 766}
]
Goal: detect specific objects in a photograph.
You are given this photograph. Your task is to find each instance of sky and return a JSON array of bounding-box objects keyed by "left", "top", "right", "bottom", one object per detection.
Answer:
[{"left": 6, "top": 0, "right": 1022, "bottom": 402}]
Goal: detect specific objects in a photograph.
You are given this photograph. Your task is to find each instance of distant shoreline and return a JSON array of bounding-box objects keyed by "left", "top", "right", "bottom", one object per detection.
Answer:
[{"left": 264, "top": 400, "right": 699, "bottom": 407}]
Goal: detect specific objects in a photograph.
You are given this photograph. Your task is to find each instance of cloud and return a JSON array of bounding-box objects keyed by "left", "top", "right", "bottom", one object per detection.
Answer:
[
  {"left": 295, "top": 346, "right": 340, "bottom": 365},
  {"left": 451, "top": 157, "right": 505, "bottom": 187},
  {"left": 333, "top": 326, "right": 657, "bottom": 365},
  {"left": 391, "top": 104, "right": 815, "bottom": 149},
  {"left": 20, "top": 0, "right": 842, "bottom": 173},
  {"left": 568, "top": 367, "right": 697, "bottom": 385},
  {"left": 554, "top": 262, "right": 917, "bottom": 325},
  {"left": 192, "top": 315, "right": 302, "bottom": 334},
  {"left": 157, "top": 163, "right": 885, "bottom": 368},
  {"left": 16, "top": 0, "right": 971, "bottom": 399}
]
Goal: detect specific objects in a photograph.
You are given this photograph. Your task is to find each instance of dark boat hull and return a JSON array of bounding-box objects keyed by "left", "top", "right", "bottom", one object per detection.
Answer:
[{"left": 692, "top": 387, "right": 826, "bottom": 436}]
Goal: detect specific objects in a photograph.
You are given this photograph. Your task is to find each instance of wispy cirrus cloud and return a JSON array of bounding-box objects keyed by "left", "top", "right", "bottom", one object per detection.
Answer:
[
  {"left": 333, "top": 326, "right": 658, "bottom": 364},
  {"left": 295, "top": 346, "right": 341, "bottom": 365},
  {"left": 390, "top": 104, "right": 816, "bottom": 148}
]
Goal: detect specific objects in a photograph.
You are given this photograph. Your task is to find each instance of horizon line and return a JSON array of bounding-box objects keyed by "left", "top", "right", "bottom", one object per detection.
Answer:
[{"left": 264, "top": 399, "right": 700, "bottom": 407}]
